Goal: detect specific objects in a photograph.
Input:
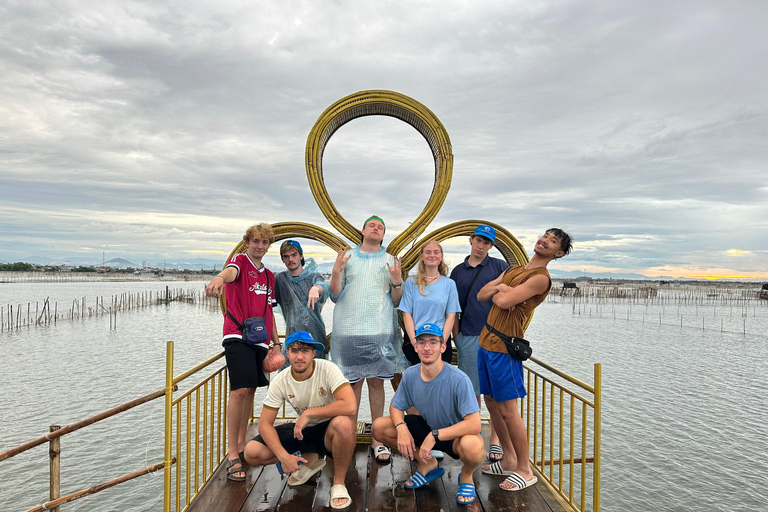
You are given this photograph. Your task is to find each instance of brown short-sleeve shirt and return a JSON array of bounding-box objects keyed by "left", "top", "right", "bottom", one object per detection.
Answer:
[{"left": 478, "top": 266, "right": 551, "bottom": 353}]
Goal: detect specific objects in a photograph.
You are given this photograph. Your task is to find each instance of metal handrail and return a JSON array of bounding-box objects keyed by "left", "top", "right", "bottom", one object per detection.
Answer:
[
  {"left": 522, "top": 359, "right": 601, "bottom": 512},
  {"left": 1, "top": 342, "right": 228, "bottom": 512},
  {"left": 0, "top": 387, "right": 172, "bottom": 462}
]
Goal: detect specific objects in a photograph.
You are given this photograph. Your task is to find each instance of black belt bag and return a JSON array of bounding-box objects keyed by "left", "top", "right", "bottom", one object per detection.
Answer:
[{"left": 484, "top": 324, "right": 532, "bottom": 361}]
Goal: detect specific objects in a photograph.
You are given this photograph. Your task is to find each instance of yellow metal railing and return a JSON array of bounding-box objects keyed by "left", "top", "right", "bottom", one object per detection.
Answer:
[
  {"left": 163, "top": 343, "right": 229, "bottom": 512},
  {"left": 162, "top": 336, "right": 297, "bottom": 512},
  {"left": 522, "top": 358, "right": 601, "bottom": 512}
]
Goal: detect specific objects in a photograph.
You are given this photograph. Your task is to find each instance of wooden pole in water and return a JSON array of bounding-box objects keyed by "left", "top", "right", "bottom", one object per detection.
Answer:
[{"left": 49, "top": 425, "right": 61, "bottom": 512}]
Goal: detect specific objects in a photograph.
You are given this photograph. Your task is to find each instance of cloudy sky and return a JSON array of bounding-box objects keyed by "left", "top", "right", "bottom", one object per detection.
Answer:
[{"left": 1, "top": 1, "right": 766, "bottom": 279}]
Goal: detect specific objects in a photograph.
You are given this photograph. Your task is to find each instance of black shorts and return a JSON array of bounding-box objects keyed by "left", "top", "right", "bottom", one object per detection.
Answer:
[
  {"left": 252, "top": 420, "right": 333, "bottom": 458},
  {"left": 404, "top": 415, "right": 459, "bottom": 459},
  {"left": 224, "top": 338, "right": 269, "bottom": 390}
]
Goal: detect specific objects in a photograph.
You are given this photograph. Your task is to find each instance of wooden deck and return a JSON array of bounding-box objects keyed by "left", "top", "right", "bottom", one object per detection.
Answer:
[{"left": 188, "top": 423, "right": 572, "bottom": 512}]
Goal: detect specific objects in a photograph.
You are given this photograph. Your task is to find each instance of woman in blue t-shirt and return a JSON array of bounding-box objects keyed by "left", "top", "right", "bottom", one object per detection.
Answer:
[{"left": 399, "top": 240, "right": 461, "bottom": 364}]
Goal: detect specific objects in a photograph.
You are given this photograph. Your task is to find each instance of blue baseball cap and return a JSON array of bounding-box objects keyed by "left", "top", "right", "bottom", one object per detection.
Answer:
[
  {"left": 285, "top": 331, "right": 325, "bottom": 352},
  {"left": 473, "top": 224, "right": 496, "bottom": 242},
  {"left": 280, "top": 240, "right": 305, "bottom": 266},
  {"left": 415, "top": 323, "right": 443, "bottom": 339}
]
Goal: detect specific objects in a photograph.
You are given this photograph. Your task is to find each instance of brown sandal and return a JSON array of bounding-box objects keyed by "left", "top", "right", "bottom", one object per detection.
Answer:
[{"left": 226, "top": 458, "right": 246, "bottom": 482}]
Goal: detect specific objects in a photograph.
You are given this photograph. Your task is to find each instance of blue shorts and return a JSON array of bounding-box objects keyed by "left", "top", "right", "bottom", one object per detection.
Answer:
[
  {"left": 478, "top": 346, "right": 526, "bottom": 401},
  {"left": 455, "top": 333, "right": 480, "bottom": 396}
]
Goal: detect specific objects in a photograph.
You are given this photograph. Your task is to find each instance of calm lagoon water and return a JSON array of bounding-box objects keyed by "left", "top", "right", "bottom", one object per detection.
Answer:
[{"left": 1, "top": 281, "right": 767, "bottom": 511}]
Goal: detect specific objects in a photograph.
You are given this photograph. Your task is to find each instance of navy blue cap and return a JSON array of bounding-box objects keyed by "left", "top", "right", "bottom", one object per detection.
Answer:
[
  {"left": 415, "top": 323, "right": 443, "bottom": 339},
  {"left": 473, "top": 224, "right": 496, "bottom": 242},
  {"left": 280, "top": 240, "right": 305, "bottom": 266},
  {"left": 285, "top": 331, "right": 325, "bottom": 352}
]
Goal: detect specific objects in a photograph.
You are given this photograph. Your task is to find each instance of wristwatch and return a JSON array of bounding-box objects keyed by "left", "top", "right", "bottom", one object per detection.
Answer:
[
  {"left": 431, "top": 429, "right": 439, "bottom": 441},
  {"left": 391, "top": 282, "right": 402, "bottom": 289}
]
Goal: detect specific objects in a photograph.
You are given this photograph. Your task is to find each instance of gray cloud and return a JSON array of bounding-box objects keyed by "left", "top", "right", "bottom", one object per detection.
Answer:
[{"left": 1, "top": 1, "right": 767, "bottom": 278}]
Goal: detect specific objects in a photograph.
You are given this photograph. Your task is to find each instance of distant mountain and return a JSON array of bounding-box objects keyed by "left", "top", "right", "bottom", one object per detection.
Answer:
[{"left": 104, "top": 258, "right": 138, "bottom": 268}]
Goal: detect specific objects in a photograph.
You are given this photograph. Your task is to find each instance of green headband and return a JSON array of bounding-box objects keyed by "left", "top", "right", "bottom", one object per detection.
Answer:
[{"left": 363, "top": 216, "right": 385, "bottom": 230}]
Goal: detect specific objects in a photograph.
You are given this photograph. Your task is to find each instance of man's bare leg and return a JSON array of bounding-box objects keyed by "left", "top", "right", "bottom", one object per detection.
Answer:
[
  {"left": 453, "top": 434, "right": 485, "bottom": 503},
  {"left": 366, "top": 378, "right": 387, "bottom": 452},
  {"left": 496, "top": 398, "right": 534, "bottom": 488},
  {"left": 371, "top": 417, "right": 438, "bottom": 484},
  {"left": 484, "top": 396, "right": 518, "bottom": 471},
  {"left": 351, "top": 379, "right": 364, "bottom": 421},
  {"left": 485, "top": 396, "right": 535, "bottom": 489},
  {"left": 227, "top": 387, "right": 254, "bottom": 479},
  {"left": 480, "top": 395, "right": 507, "bottom": 461},
  {"left": 324, "top": 416, "right": 356, "bottom": 508}
]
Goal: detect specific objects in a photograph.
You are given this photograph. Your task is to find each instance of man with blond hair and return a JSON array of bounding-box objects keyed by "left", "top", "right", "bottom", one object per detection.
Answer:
[{"left": 205, "top": 223, "right": 282, "bottom": 482}]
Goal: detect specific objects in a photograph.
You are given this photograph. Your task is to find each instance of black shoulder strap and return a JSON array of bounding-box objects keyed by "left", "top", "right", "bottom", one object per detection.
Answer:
[
  {"left": 226, "top": 269, "right": 271, "bottom": 332},
  {"left": 460, "top": 264, "right": 485, "bottom": 312},
  {"left": 226, "top": 309, "right": 244, "bottom": 332}
]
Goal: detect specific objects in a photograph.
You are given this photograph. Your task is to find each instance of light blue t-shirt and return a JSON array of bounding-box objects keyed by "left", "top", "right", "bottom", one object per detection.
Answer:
[
  {"left": 398, "top": 276, "right": 461, "bottom": 329},
  {"left": 391, "top": 363, "right": 480, "bottom": 429}
]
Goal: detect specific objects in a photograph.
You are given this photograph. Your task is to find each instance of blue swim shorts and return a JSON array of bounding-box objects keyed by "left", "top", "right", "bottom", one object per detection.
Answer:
[{"left": 478, "top": 346, "right": 526, "bottom": 402}]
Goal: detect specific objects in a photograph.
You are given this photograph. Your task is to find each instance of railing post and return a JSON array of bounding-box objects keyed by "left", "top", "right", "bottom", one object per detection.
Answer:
[
  {"left": 163, "top": 342, "right": 174, "bottom": 512},
  {"left": 49, "top": 425, "right": 61, "bottom": 512},
  {"left": 593, "top": 363, "right": 601, "bottom": 512}
]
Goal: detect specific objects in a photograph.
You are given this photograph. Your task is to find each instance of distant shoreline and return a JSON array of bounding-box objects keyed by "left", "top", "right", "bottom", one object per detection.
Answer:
[{"left": 0, "top": 271, "right": 211, "bottom": 284}]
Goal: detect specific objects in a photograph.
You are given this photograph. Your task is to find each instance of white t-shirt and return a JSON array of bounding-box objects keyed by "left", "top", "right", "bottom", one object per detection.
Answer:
[{"left": 263, "top": 359, "right": 350, "bottom": 427}]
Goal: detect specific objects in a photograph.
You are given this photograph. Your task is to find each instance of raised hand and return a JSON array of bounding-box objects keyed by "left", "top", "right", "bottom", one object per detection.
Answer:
[
  {"left": 386, "top": 256, "right": 402, "bottom": 284},
  {"left": 332, "top": 246, "right": 351, "bottom": 274}
]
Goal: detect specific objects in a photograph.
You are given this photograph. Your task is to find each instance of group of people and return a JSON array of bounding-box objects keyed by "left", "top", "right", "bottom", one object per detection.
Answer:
[{"left": 204, "top": 217, "right": 572, "bottom": 509}]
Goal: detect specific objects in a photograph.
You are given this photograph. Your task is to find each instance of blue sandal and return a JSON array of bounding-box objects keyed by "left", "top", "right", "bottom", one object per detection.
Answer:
[
  {"left": 403, "top": 467, "right": 445, "bottom": 489},
  {"left": 456, "top": 482, "right": 477, "bottom": 504}
]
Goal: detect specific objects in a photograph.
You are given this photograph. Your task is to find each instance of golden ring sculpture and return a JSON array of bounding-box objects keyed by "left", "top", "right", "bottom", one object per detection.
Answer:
[{"left": 222, "top": 90, "right": 531, "bottom": 329}]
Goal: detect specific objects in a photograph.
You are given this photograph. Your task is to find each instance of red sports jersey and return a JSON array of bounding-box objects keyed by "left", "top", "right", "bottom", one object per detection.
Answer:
[{"left": 222, "top": 252, "right": 276, "bottom": 348}]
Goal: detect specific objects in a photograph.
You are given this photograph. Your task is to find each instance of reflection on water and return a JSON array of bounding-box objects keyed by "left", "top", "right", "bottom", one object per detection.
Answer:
[{"left": 1, "top": 282, "right": 767, "bottom": 512}]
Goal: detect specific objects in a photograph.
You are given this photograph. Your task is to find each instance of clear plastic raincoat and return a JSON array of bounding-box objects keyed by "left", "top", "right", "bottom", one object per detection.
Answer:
[
  {"left": 330, "top": 246, "right": 408, "bottom": 381},
  {"left": 274, "top": 258, "right": 330, "bottom": 363}
]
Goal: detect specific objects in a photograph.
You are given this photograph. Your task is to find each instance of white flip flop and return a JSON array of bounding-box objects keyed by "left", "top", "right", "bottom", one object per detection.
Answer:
[
  {"left": 501, "top": 471, "right": 537, "bottom": 491},
  {"left": 330, "top": 483, "right": 352, "bottom": 509},
  {"left": 287, "top": 458, "right": 326, "bottom": 486},
  {"left": 481, "top": 461, "right": 514, "bottom": 475}
]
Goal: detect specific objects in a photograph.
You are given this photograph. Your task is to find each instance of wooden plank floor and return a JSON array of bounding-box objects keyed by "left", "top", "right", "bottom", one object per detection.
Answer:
[{"left": 188, "top": 422, "right": 571, "bottom": 512}]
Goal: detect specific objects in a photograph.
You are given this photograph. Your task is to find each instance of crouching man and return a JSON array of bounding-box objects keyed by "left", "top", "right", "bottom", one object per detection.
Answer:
[
  {"left": 243, "top": 331, "right": 356, "bottom": 510},
  {"left": 371, "top": 323, "right": 485, "bottom": 505}
]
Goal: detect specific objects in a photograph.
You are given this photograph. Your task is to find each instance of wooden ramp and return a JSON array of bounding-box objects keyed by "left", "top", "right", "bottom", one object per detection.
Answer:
[{"left": 188, "top": 423, "right": 571, "bottom": 512}]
